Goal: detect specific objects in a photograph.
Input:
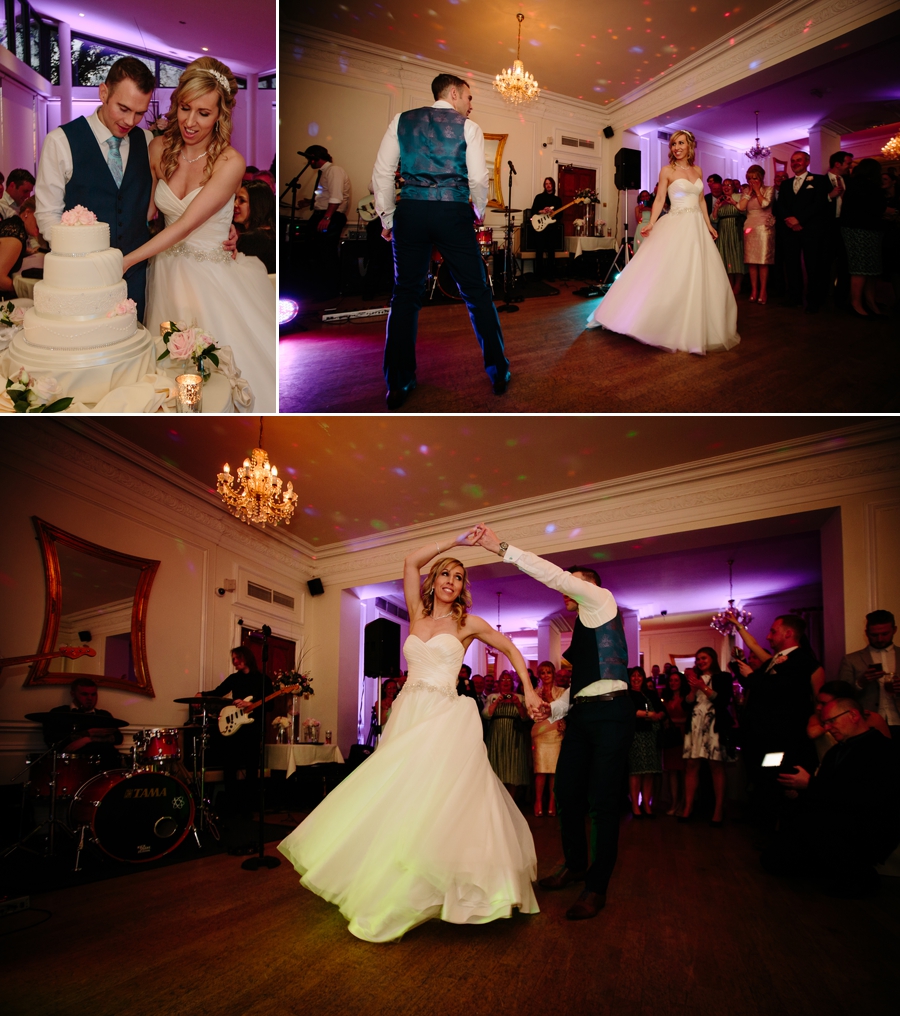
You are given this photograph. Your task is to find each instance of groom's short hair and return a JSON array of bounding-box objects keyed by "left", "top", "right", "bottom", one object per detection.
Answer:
[
  {"left": 106, "top": 56, "right": 155, "bottom": 96},
  {"left": 566, "top": 566, "right": 602, "bottom": 587}
]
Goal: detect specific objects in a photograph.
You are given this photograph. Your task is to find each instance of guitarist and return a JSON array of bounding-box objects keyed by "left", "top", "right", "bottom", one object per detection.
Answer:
[
  {"left": 203, "top": 646, "right": 273, "bottom": 820},
  {"left": 529, "top": 177, "right": 563, "bottom": 280}
]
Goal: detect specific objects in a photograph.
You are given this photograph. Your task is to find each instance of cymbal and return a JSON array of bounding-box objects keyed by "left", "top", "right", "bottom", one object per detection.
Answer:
[
  {"left": 25, "top": 711, "right": 128, "bottom": 728},
  {"left": 173, "top": 696, "right": 230, "bottom": 706}
]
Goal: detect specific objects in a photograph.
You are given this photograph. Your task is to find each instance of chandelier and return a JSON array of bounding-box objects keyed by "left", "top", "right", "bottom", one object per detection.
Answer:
[
  {"left": 744, "top": 110, "right": 772, "bottom": 162},
  {"left": 217, "top": 418, "right": 297, "bottom": 527},
  {"left": 710, "top": 558, "right": 752, "bottom": 637},
  {"left": 882, "top": 133, "right": 900, "bottom": 159},
  {"left": 494, "top": 13, "right": 540, "bottom": 106}
]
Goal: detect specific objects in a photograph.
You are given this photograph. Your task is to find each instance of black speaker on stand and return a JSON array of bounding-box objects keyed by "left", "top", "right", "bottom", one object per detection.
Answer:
[
  {"left": 614, "top": 148, "right": 641, "bottom": 191},
  {"left": 364, "top": 617, "right": 401, "bottom": 677}
]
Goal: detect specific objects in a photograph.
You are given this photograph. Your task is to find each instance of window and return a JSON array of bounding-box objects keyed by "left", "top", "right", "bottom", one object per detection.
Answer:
[
  {"left": 260, "top": 74, "right": 276, "bottom": 90},
  {"left": 71, "top": 36, "right": 154, "bottom": 87},
  {"left": 159, "top": 59, "right": 187, "bottom": 88}
]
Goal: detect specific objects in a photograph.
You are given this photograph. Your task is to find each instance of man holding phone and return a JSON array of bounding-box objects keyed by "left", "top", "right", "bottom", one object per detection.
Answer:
[{"left": 838, "top": 609, "right": 899, "bottom": 748}]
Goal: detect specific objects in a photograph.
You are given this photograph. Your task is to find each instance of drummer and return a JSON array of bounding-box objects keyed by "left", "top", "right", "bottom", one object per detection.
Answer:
[{"left": 42, "top": 677, "right": 123, "bottom": 770}]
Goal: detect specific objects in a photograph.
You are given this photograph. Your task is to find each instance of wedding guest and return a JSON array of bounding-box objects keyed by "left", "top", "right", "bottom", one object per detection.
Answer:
[
  {"left": 840, "top": 158, "right": 888, "bottom": 318},
  {"left": 531, "top": 661, "right": 566, "bottom": 816},
  {"left": 770, "top": 169, "right": 788, "bottom": 296},
  {"left": 826, "top": 150, "right": 854, "bottom": 308},
  {"left": 680, "top": 649, "right": 734, "bottom": 826},
  {"left": 233, "top": 178, "right": 275, "bottom": 273},
  {"left": 0, "top": 168, "right": 35, "bottom": 220},
  {"left": 704, "top": 174, "right": 723, "bottom": 215},
  {"left": 661, "top": 669, "right": 689, "bottom": 816},
  {"left": 738, "top": 164, "right": 775, "bottom": 304},
  {"left": 627, "top": 667, "right": 665, "bottom": 817},
  {"left": 777, "top": 150, "right": 831, "bottom": 312},
  {"left": 0, "top": 198, "right": 44, "bottom": 297},
  {"left": 711, "top": 178, "right": 744, "bottom": 296},
  {"left": 483, "top": 671, "right": 531, "bottom": 798},
  {"left": 633, "top": 190, "right": 652, "bottom": 251},
  {"left": 529, "top": 177, "right": 562, "bottom": 280}
]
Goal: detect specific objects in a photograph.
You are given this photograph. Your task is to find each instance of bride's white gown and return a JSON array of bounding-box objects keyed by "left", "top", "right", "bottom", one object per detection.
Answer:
[
  {"left": 586, "top": 177, "right": 740, "bottom": 354},
  {"left": 146, "top": 180, "right": 276, "bottom": 411},
  {"left": 278, "top": 633, "right": 539, "bottom": 942}
]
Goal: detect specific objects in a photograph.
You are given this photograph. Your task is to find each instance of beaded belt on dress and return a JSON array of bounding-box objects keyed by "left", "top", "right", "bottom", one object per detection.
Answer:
[
  {"left": 403, "top": 680, "right": 456, "bottom": 700},
  {"left": 160, "top": 243, "right": 232, "bottom": 264},
  {"left": 668, "top": 204, "right": 700, "bottom": 215}
]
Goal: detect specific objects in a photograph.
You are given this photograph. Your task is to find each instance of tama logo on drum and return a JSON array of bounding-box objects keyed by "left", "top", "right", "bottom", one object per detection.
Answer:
[{"left": 123, "top": 787, "right": 168, "bottom": 798}]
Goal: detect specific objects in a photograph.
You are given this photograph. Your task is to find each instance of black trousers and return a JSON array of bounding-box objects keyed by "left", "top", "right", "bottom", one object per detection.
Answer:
[
  {"left": 383, "top": 199, "right": 508, "bottom": 390},
  {"left": 783, "top": 225, "right": 828, "bottom": 310},
  {"left": 309, "top": 209, "right": 347, "bottom": 296},
  {"left": 554, "top": 693, "right": 635, "bottom": 894}
]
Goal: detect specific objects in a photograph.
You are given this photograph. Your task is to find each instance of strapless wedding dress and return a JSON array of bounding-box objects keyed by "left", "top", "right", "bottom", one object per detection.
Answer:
[
  {"left": 145, "top": 179, "right": 276, "bottom": 410},
  {"left": 278, "top": 633, "right": 539, "bottom": 942},
  {"left": 586, "top": 177, "right": 740, "bottom": 354}
]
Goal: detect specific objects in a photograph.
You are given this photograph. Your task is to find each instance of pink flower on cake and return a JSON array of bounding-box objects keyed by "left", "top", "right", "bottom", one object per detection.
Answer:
[
  {"left": 106, "top": 299, "right": 137, "bottom": 318},
  {"left": 60, "top": 205, "right": 98, "bottom": 226},
  {"left": 168, "top": 327, "right": 198, "bottom": 361}
]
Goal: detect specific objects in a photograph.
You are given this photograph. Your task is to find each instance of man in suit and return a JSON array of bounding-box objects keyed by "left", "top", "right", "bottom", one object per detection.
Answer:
[
  {"left": 474, "top": 523, "right": 634, "bottom": 921},
  {"left": 776, "top": 150, "right": 832, "bottom": 312},
  {"left": 373, "top": 73, "right": 510, "bottom": 410},
  {"left": 35, "top": 57, "right": 154, "bottom": 319},
  {"left": 704, "top": 174, "right": 723, "bottom": 215},
  {"left": 837, "top": 610, "right": 899, "bottom": 742}
]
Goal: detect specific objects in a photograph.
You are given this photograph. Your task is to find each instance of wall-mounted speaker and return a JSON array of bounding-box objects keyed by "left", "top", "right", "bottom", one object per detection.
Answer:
[
  {"left": 364, "top": 617, "right": 401, "bottom": 677},
  {"left": 614, "top": 148, "right": 641, "bottom": 190},
  {"left": 603, "top": 126, "right": 615, "bottom": 139},
  {"left": 307, "top": 578, "right": 324, "bottom": 597}
]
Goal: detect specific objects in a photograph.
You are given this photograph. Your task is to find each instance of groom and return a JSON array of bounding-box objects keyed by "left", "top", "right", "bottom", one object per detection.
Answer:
[
  {"left": 35, "top": 57, "right": 155, "bottom": 319},
  {"left": 474, "top": 524, "right": 634, "bottom": 920}
]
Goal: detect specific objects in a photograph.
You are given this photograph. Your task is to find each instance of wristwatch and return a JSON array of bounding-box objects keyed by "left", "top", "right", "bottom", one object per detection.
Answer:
[{"left": 498, "top": 541, "right": 508, "bottom": 557}]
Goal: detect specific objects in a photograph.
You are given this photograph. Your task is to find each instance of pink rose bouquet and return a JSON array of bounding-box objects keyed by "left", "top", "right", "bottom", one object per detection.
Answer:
[
  {"left": 4, "top": 367, "right": 72, "bottom": 413},
  {"left": 60, "top": 206, "right": 98, "bottom": 226},
  {"left": 106, "top": 298, "right": 137, "bottom": 318}
]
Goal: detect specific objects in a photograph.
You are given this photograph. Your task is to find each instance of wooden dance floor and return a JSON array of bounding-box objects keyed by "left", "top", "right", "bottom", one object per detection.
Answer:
[
  {"left": 278, "top": 286, "right": 899, "bottom": 414},
  {"left": 5, "top": 811, "right": 897, "bottom": 1016}
]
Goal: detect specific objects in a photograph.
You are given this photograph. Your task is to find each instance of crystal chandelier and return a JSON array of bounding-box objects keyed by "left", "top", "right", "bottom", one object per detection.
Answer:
[
  {"left": 710, "top": 558, "right": 752, "bottom": 637},
  {"left": 744, "top": 111, "right": 772, "bottom": 162},
  {"left": 217, "top": 418, "right": 297, "bottom": 527},
  {"left": 882, "top": 133, "right": 900, "bottom": 159},
  {"left": 494, "top": 13, "right": 540, "bottom": 106}
]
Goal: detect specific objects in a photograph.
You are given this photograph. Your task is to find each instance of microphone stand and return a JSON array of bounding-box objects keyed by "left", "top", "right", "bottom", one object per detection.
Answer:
[
  {"left": 242, "top": 624, "right": 280, "bottom": 871},
  {"left": 280, "top": 161, "right": 312, "bottom": 244},
  {"left": 497, "top": 162, "right": 521, "bottom": 313}
]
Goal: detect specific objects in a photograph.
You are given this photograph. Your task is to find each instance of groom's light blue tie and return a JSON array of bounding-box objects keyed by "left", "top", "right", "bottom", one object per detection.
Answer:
[{"left": 106, "top": 136, "right": 124, "bottom": 188}]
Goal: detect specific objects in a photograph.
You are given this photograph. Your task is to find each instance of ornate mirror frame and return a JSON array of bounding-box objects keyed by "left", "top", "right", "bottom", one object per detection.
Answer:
[
  {"left": 484, "top": 134, "right": 508, "bottom": 209},
  {"left": 25, "top": 517, "right": 159, "bottom": 695}
]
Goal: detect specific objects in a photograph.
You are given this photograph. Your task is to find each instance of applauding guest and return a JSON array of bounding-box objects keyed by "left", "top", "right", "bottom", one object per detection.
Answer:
[{"left": 531, "top": 661, "right": 566, "bottom": 816}]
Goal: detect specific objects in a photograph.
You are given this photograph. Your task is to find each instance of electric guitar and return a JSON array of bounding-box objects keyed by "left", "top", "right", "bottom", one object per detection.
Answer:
[
  {"left": 0, "top": 645, "right": 97, "bottom": 671},
  {"left": 531, "top": 196, "right": 591, "bottom": 232},
  {"left": 218, "top": 684, "right": 301, "bottom": 737}
]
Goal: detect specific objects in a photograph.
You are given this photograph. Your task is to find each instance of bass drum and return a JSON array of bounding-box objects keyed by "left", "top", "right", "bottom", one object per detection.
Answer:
[{"left": 70, "top": 769, "right": 195, "bottom": 863}]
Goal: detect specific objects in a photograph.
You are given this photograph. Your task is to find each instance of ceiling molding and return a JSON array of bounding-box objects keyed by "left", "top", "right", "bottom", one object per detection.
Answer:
[{"left": 609, "top": 0, "right": 895, "bottom": 131}]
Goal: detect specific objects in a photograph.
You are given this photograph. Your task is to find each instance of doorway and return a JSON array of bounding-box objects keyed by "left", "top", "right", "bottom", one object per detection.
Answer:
[{"left": 558, "top": 163, "right": 597, "bottom": 234}]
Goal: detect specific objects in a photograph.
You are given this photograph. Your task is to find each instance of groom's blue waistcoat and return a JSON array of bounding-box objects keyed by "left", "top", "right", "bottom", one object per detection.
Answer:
[
  {"left": 397, "top": 107, "right": 469, "bottom": 204},
  {"left": 60, "top": 117, "right": 151, "bottom": 256},
  {"left": 565, "top": 611, "right": 629, "bottom": 696}
]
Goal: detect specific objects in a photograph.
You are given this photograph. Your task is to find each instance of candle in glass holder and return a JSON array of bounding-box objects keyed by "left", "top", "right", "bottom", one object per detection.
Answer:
[{"left": 175, "top": 373, "right": 203, "bottom": 413}]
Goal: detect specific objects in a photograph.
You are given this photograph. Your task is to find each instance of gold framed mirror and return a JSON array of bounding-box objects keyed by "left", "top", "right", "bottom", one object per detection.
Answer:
[
  {"left": 484, "top": 134, "right": 508, "bottom": 209},
  {"left": 25, "top": 517, "right": 159, "bottom": 695}
]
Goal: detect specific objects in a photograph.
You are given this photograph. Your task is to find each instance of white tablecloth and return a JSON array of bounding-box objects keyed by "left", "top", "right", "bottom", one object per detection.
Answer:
[
  {"left": 267, "top": 743, "right": 344, "bottom": 778},
  {"left": 566, "top": 236, "right": 617, "bottom": 257},
  {"left": 12, "top": 273, "right": 37, "bottom": 299}
]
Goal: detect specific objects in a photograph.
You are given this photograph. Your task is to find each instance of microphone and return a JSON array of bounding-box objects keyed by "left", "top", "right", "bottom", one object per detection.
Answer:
[{"left": 508, "top": 160, "right": 517, "bottom": 175}]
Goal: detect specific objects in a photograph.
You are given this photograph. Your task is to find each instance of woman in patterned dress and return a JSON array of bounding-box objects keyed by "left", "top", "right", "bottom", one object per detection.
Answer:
[
  {"left": 738, "top": 165, "right": 775, "bottom": 304},
  {"left": 680, "top": 648, "right": 734, "bottom": 826},
  {"left": 484, "top": 671, "right": 531, "bottom": 797},
  {"left": 711, "top": 178, "right": 745, "bottom": 296},
  {"left": 627, "top": 667, "right": 665, "bottom": 817}
]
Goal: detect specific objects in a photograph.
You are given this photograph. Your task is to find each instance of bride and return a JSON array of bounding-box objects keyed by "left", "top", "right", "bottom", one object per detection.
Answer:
[
  {"left": 122, "top": 57, "right": 275, "bottom": 411},
  {"left": 278, "top": 527, "right": 542, "bottom": 942},
  {"left": 586, "top": 130, "right": 740, "bottom": 354}
]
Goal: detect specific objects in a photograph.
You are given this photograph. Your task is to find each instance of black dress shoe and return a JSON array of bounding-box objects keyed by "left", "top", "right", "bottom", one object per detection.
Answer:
[
  {"left": 566, "top": 890, "right": 606, "bottom": 920},
  {"left": 385, "top": 379, "right": 417, "bottom": 410},
  {"left": 538, "top": 866, "right": 587, "bottom": 890},
  {"left": 492, "top": 370, "right": 511, "bottom": 395}
]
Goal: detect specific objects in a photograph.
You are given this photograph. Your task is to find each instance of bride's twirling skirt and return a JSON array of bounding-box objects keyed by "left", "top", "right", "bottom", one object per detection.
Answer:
[{"left": 278, "top": 688, "right": 539, "bottom": 942}]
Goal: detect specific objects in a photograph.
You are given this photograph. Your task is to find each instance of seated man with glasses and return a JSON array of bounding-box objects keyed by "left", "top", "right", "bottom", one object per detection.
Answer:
[{"left": 761, "top": 697, "right": 900, "bottom": 895}]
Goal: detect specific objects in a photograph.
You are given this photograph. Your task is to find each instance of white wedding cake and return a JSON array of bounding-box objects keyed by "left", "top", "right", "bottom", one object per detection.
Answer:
[{"left": 7, "top": 206, "right": 155, "bottom": 406}]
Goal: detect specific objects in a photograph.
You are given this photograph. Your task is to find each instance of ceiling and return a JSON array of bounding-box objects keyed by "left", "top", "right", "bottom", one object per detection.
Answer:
[
  {"left": 88, "top": 416, "right": 869, "bottom": 549},
  {"left": 33, "top": 1, "right": 276, "bottom": 76},
  {"left": 289, "top": 1, "right": 900, "bottom": 148}
]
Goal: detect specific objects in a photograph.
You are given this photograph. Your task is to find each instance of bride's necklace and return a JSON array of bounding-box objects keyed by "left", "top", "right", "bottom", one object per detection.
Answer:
[
  {"left": 182, "top": 148, "right": 208, "bottom": 164},
  {"left": 432, "top": 610, "right": 453, "bottom": 619}
]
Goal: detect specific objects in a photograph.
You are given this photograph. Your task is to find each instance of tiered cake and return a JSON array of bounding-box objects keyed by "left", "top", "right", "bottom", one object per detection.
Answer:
[{"left": 8, "top": 207, "right": 155, "bottom": 406}]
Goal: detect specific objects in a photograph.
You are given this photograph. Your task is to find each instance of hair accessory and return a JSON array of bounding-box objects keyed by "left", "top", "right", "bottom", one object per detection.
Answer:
[{"left": 207, "top": 68, "right": 230, "bottom": 94}]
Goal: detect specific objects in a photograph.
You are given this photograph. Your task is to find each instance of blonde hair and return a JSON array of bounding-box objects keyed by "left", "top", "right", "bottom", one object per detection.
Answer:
[
  {"left": 421, "top": 557, "right": 471, "bottom": 627},
  {"left": 746, "top": 164, "right": 765, "bottom": 182},
  {"left": 160, "top": 57, "right": 238, "bottom": 182},
  {"left": 668, "top": 130, "right": 696, "bottom": 166}
]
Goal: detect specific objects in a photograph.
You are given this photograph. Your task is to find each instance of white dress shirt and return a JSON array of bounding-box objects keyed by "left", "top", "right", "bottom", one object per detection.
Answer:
[
  {"left": 35, "top": 108, "right": 154, "bottom": 243},
  {"left": 313, "top": 162, "right": 351, "bottom": 216},
  {"left": 372, "top": 100, "right": 488, "bottom": 231},
  {"left": 502, "top": 545, "right": 623, "bottom": 721},
  {"left": 792, "top": 171, "right": 809, "bottom": 194},
  {"left": 827, "top": 171, "right": 845, "bottom": 217},
  {"left": 0, "top": 192, "right": 22, "bottom": 220}
]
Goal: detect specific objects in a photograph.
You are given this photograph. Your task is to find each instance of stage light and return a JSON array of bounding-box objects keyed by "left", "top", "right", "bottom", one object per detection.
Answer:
[{"left": 279, "top": 298, "right": 300, "bottom": 326}]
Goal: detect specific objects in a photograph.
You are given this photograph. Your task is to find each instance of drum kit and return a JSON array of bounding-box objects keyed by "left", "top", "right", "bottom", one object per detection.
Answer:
[{"left": 6, "top": 695, "right": 234, "bottom": 870}]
